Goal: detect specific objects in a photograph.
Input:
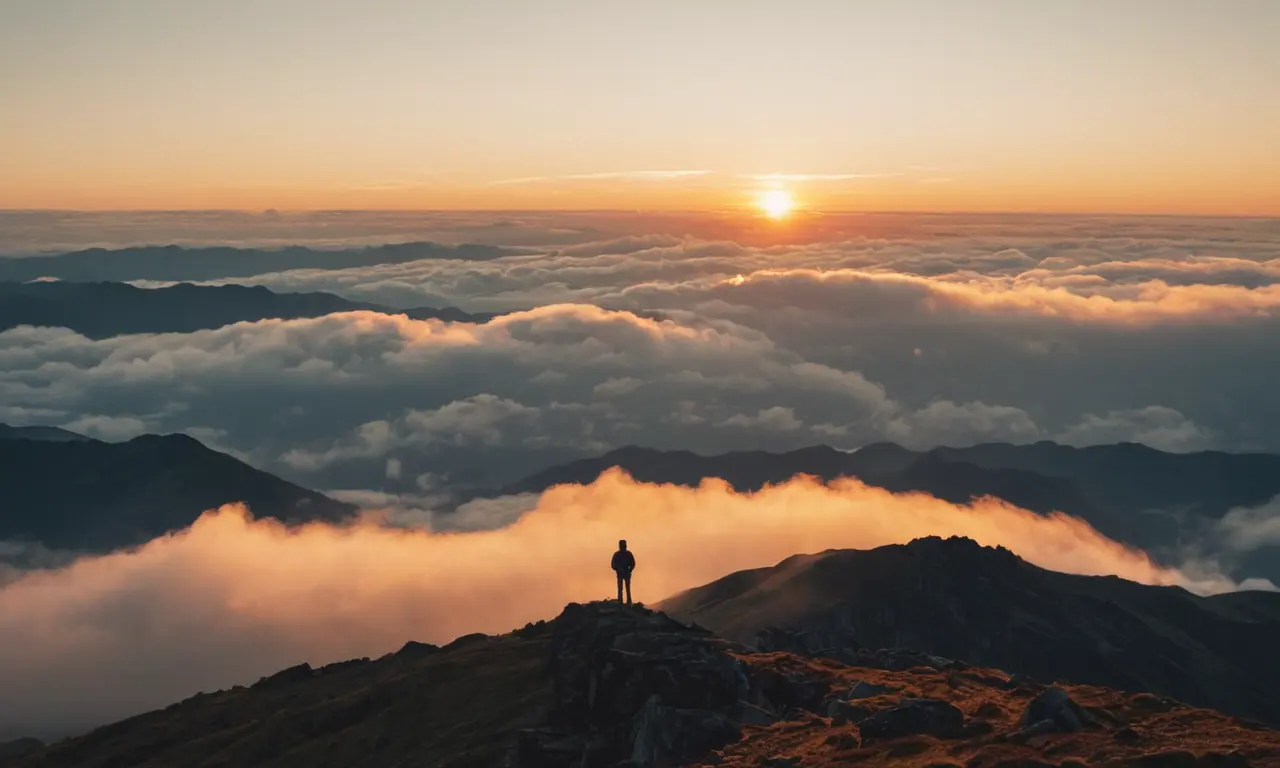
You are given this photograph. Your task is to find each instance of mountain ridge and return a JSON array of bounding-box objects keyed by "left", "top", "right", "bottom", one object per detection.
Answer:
[
  {"left": 0, "top": 432, "right": 356, "bottom": 552},
  {"left": 9, "top": 569, "right": 1280, "bottom": 768},
  {"left": 0, "top": 280, "right": 494, "bottom": 338},
  {"left": 500, "top": 441, "right": 1280, "bottom": 583},
  {"left": 0, "top": 242, "right": 515, "bottom": 283},
  {"left": 658, "top": 536, "right": 1280, "bottom": 728}
]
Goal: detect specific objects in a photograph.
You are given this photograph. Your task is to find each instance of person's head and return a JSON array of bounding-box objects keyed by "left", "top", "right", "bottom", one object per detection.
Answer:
[{"left": 618, "top": 539, "right": 627, "bottom": 551}]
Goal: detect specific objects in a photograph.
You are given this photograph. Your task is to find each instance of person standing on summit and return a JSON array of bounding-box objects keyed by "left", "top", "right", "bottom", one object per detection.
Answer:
[{"left": 611, "top": 539, "right": 636, "bottom": 604}]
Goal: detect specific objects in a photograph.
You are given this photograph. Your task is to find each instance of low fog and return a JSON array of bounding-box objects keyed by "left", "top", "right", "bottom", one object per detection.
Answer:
[{"left": 1, "top": 472, "right": 1267, "bottom": 739}]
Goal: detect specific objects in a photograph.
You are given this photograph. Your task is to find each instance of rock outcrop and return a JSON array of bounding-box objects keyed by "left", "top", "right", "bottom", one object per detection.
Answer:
[{"left": 518, "top": 601, "right": 753, "bottom": 767}]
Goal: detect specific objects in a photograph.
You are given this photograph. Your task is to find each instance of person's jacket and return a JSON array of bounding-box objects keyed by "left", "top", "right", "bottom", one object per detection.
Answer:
[{"left": 611, "top": 550, "right": 636, "bottom": 574}]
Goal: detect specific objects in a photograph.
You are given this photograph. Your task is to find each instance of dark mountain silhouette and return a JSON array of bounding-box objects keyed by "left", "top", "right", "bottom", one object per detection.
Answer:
[
  {"left": 507, "top": 442, "right": 1280, "bottom": 521},
  {"left": 932, "top": 440, "right": 1280, "bottom": 521},
  {"left": 503, "top": 443, "right": 1099, "bottom": 520},
  {"left": 0, "top": 281, "right": 494, "bottom": 338},
  {"left": 10, "top": 594, "right": 1280, "bottom": 768},
  {"left": 502, "top": 442, "right": 1280, "bottom": 577},
  {"left": 0, "top": 433, "right": 355, "bottom": 552},
  {"left": 0, "top": 424, "right": 92, "bottom": 443},
  {"left": 658, "top": 536, "right": 1280, "bottom": 728},
  {"left": 0, "top": 242, "right": 512, "bottom": 283}
]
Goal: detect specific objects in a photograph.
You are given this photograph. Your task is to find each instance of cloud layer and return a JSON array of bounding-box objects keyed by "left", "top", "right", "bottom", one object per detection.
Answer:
[
  {"left": 3, "top": 301, "right": 1236, "bottom": 501},
  {"left": 0, "top": 471, "right": 1255, "bottom": 738}
]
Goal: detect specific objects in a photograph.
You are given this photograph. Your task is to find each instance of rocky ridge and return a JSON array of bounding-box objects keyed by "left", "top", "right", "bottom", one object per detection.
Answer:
[{"left": 14, "top": 600, "right": 1279, "bottom": 767}]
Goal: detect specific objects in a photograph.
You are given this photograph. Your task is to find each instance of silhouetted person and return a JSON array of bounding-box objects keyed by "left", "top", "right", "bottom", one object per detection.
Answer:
[{"left": 611, "top": 539, "right": 636, "bottom": 604}]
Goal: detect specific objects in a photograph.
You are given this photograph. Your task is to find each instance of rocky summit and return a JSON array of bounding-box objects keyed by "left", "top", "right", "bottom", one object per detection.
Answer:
[{"left": 10, "top": 601, "right": 1280, "bottom": 768}]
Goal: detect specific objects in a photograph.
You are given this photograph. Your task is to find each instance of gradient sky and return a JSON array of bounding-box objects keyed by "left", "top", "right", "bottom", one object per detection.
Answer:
[{"left": 2, "top": 0, "right": 1278, "bottom": 214}]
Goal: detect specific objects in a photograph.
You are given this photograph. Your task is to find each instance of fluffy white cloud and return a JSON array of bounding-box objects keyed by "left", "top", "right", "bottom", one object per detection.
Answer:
[
  {"left": 1216, "top": 498, "right": 1280, "bottom": 552},
  {"left": 1057, "top": 406, "right": 1217, "bottom": 453}
]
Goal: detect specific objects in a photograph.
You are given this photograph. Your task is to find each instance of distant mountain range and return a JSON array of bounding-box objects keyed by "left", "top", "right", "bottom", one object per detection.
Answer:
[
  {"left": 0, "top": 424, "right": 93, "bottom": 443},
  {"left": 0, "top": 242, "right": 512, "bottom": 283},
  {"left": 0, "top": 281, "right": 494, "bottom": 338},
  {"left": 10, "top": 555, "right": 1280, "bottom": 767},
  {"left": 658, "top": 535, "right": 1280, "bottom": 728},
  {"left": 0, "top": 431, "right": 356, "bottom": 552},
  {"left": 503, "top": 441, "right": 1280, "bottom": 582}
]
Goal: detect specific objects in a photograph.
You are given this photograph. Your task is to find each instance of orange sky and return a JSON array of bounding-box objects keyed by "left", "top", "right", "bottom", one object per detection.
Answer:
[{"left": 2, "top": 1, "right": 1278, "bottom": 215}]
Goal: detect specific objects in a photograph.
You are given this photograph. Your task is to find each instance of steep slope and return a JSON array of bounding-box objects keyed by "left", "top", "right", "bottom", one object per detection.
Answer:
[
  {"left": 10, "top": 601, "right": 1279, "bottom": 768},
  {"left": 0, "top": 433, "right": 355, "bottom": 551},
  {"left": 659, "top": 537, "right": 1280, "bottom": 727},
  {"left": 0, "top": 280, "right": 493, "bottom": 338}
]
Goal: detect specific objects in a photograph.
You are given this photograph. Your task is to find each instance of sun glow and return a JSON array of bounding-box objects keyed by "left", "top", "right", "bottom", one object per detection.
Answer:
[{"left": 756, "top": 189, "right": 795, "bottom": 219}]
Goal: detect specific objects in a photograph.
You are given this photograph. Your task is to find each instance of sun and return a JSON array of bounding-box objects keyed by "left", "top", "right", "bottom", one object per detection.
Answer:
[{"left": 756, "top": 189, "right": 795, "bottom": 219}]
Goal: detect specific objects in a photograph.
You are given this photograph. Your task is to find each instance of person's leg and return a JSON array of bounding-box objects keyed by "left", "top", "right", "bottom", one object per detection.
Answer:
[
  {"left": 624, "top": 574, "right": 632, "bottom": 604},
  {"left": 617, "top": 573, "right": 624, "bottom": 602}
]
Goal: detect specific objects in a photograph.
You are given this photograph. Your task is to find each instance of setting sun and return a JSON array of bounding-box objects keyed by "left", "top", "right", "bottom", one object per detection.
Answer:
[{"left": 757, "top": 189, "right": 796, "bottom": 219}]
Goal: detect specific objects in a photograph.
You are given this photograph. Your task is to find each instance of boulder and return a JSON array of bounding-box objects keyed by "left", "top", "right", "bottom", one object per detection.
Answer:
[
  {"left": 629, "top": 694, "right": 740, "bottom": 765},
  {"left": 1018, "top": 687, "right": 1097, "bottom": 734},
  {"left": 858, "top": 698, "right": 965, "bottom": 740},
  {"left": 826, "top": 699, "right": 874, "bottom": 726},
  {"left": 748, "top": 666, "right": 830, "bottom": 714}
]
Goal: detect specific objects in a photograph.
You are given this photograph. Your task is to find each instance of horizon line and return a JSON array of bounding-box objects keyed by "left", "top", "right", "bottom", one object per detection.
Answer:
[{"left": 2, "top": 208, "right": 1277, "bottom": 221}]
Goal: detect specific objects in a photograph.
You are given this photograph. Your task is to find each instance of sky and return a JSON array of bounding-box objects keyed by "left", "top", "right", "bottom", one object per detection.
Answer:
[{"left": 2, "top": 0, "right": 1278, "bottom": 214}]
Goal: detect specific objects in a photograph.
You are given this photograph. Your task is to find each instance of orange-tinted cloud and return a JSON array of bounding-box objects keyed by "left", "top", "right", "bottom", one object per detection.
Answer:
[{"left": 0, "top": 472, "right": 1258, "bottom": 737}]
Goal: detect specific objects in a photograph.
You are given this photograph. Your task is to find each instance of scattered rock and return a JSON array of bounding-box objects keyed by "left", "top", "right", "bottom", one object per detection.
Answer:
[
  {"left": 318, "top": 657, "right": 369, "bottom": 675},
  {"left": 1018, "top": 687, "right": 1097, "bottom": 734},
  {"left": 848, "top": 680, "right": 895, "bottom": 700},
  {"left": 1128, "top": 692, "right": 1182, "bottom": 715},
  {"left": 859, "top": 698, "right": 965, "bottom": 741},
  {"left": 1114, "top": 726, "right": 1142, "bottom": 743},
  {"left": 513, "top": 619, "right": 549, "bottom": 638},
  {"left": 749, "top": 667, "right": 829, "bottom": 714},
  {"left": 826, "top": 699, "right": 874, "bottom": 726}
]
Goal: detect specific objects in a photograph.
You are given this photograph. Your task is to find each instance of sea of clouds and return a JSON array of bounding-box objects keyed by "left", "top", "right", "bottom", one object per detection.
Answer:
[{"left": 2, "top": 210, "right": 1279, "bottom": 737}]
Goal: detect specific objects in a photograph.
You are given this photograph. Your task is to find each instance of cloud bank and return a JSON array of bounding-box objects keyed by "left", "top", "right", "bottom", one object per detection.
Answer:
[{"left": 0, "top": 471, "right": 1258, "bottom": 738}]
